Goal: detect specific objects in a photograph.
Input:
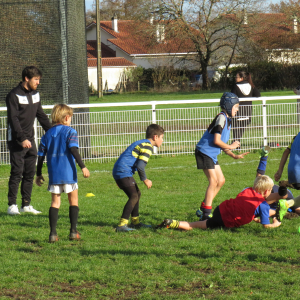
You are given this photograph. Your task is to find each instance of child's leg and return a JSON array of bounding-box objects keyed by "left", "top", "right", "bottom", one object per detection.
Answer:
[
  {"left": 49, "top": 193, "right": 61, "bottom": 236},
  {"left": 119, "top": 184, "right": 140, "bottom": 226},
  {"left": 203, "top": 166, "right": 225, "bottom": 206},
  {"left": 68, "top": 189, "right": 79, "bottom": 233}
]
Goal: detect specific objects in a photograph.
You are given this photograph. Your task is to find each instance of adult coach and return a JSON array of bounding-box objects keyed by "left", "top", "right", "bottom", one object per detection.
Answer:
[
  {"left": 231, "top": 71, "right": 260, "bottom": 142},
  {"left": 6, "top": 66, "right": 52, "bottom": 215}
]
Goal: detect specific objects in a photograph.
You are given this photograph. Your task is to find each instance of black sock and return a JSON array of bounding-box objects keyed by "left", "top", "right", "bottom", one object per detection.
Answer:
[
  {"left": 69, "top": 206, "right": 79, "bottom": 233},
  {"left": 203, "top": 208, "right": 212, "bottom": 218},
  {"left": 49, "top": 207, "right": 59, "bottom": 235}
]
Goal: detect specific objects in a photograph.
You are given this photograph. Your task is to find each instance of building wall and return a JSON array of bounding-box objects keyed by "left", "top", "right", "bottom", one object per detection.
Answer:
[{"left": 88, "top": 66, "right": 135, "bottom": 91}]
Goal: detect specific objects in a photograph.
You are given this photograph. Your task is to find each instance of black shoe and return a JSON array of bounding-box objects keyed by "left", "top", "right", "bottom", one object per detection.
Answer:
[{"left": 156, "top": 219, "right": 174, "bottom": 229}]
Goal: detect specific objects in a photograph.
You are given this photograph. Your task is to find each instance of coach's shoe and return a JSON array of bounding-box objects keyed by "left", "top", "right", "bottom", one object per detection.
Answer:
[
  {"left": 156, "top": 219, "right": 179, "bottom": 229},
  {"left": 69, "top": 231, "right": 81, "bottom": 241},
  {"left": 7, "top": 204, "right": 20, "bottom": 215},
  {"left": 276, "top": 199, "right": 295, "bottom": 222},
  {"left": 49, "top": 234, "right": 59, "bottom": 243},
  {"left": 20, "top": 205, "right": 42, "bottom": 215},
  {"left": 116, "top": 225, "right": 136, "bottom": 232},
  {"left": 129, "top": 222, "right": 152, "bottom": 229},
  {"left": 259, "top": 146, "right": 271, "bottom": 158}
]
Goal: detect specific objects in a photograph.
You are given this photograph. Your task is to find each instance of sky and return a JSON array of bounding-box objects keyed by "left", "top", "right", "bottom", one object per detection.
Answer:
[{"left": 85, "top": 0, "right": 283, "bottom": 12}]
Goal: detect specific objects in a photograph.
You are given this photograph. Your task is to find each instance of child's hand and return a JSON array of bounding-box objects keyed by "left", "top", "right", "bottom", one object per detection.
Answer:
[
  {"left": 82, "top": 167, "right": 90, "bottom": 178},
  {"left": 274, "top": 170, "right": 282, "bottom": 181},
  {"left": 35, "top": 175, "right": 45, "bottom": 187},
  {"left": 143, "top": 179, "right": 152, "bottom": 189},
  {"left": 230, "top": 141, "right": 240, "bottom": 149},
  {"left": 234, "top": 152, "right": 250, "bottom": 159}
]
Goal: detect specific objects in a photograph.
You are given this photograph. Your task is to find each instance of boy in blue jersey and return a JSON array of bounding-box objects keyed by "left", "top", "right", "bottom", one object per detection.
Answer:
[
  {"left": 195, "top": 92, "right": 250, "bottom": 220},
  {"left": 113, "top": 124, "right": 164, "bottom": 232},
  {"left": 274, "top": 134, "right": 300, "bottom": 215},
  {"left": 35, "top": 104, "right": 90, "bottom": 243}
]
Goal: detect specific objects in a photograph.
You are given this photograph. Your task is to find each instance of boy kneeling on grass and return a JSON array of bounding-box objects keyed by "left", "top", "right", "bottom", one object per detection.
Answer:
[{"left": 157, "top": 175, "right": 289, "bottom": 231}]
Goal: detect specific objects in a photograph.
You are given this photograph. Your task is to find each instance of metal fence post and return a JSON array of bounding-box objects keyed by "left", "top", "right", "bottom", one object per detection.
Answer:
[
  {"left": 262, "top": 98, "right": 268, "bottom": 146},
  {"left": 152, "top": 102, "right": 157, "bottom": 154}
]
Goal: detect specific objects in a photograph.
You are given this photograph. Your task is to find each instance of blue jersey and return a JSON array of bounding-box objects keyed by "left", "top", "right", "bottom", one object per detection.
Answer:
[
  {"left": 38, "top": 124, "right": 79, "bottom": 185},
  {"left": 113, "top": 139, "right": 153, "bottom": 180},
  {"left": 288, "top": 133, "right": 300, "bottom": 184},
  {"left": 196, "top": 112, "right": 231, "bottom": 164}
]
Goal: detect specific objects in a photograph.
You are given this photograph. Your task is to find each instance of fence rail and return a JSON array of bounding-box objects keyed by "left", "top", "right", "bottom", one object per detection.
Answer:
[{"left": 0, "top": 95, "right": 300, "bottom": 164}]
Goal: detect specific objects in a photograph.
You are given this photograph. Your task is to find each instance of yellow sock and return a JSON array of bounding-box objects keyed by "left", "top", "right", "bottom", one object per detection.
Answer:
[
  {"left": 118, "top": 218, "right": 129, "bottom": 227},
  {"left": 131, "top": 216, "right": 139, "bottom": 225}
]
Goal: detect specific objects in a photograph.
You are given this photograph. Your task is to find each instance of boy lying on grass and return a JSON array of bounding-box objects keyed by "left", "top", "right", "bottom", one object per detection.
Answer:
[{"left": 157, "top": 175, "right": 288, "bottom": 231}]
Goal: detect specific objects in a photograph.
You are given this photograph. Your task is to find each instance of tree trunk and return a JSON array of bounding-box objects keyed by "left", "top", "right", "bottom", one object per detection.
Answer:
[{"left": 201, "top": 63, "right": 209, "bottom": 90}]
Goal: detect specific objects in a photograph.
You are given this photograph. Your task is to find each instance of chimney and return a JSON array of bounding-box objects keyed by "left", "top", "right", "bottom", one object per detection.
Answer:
[
  {"left": 156, "top": 24, "right": 165, "bottom": 42},
  {"left": 243, "top": 9, "right": 248, "bottom": 25},
  {"left": 112, "top": 13, "right": 118, "bottom": 32},
  {"left": 150, "top": 15, "right": 154, "bottom": 25},
  {"left": 294, "top": 18, "right": 298, "bottom": 34}
]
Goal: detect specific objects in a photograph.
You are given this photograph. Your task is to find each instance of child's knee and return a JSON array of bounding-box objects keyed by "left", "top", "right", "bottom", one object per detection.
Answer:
[{"left": 218, "top": 177, "right": 225, "bottom": 187}]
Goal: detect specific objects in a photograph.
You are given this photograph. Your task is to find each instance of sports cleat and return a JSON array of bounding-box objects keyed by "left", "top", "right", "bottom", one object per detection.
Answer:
[
  {"left": 156, "top": 219, "right": 179, "bottom": 229},
  {"left": 259, "top": 146, "right": 271, "bottom": 158},
  {"left": 20, "top": 205, "right": 42, "bottom": 215},
  {"left": 129, "top": 222, "right": 152, "bottom": 229},
  {"left": 69, "top": 231, "right": 81, "bottom": 241},
  {"left": 196, "top": 209, "right": 212, "bottom": 221},
  {"left": 115, "top": 225, "right": 136, "bottom": 232},
  {"left": 49, "top": 234, "right": 59, "bottom": 243},
  {"left": 276, "top": 199, "right": 295, "bottom": 221},
  {"left": 7, "top": 204, "right": 20, "bottom": 215}
]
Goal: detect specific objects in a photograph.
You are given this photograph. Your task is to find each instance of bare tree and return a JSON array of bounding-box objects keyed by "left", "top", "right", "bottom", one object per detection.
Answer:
[{"left": 149, "top": 0, "right": 267, "bottom": 90}]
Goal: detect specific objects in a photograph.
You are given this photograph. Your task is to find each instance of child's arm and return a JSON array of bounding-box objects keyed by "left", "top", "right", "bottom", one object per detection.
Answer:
[
  {"left": 136, "top": 159, "right": 152, "bottom": 189},
  {"left": 35, "top": 155, "right": 46, "bottom": 186},
  {"left": 274, "top": 148, "right": 290, "bottom": 181},
  {"left": 214, "top": 133, "right": 240, "bottom": 150},
  {"left": 223, "top": 149, "right": 250, "bottom": 159},
  {"left": 70, "top": 147, "right": 90, "bottom": 178}
]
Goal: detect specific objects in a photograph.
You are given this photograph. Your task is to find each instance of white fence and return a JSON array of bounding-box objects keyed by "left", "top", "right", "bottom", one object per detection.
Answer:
[{"left": 0, "top": 95, "right": 300, "bottom": 164}]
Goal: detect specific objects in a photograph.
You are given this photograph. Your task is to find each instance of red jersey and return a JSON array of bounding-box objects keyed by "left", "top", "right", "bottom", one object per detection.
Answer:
[{"left": 219, "top": 188, "right": 266, "bottom": 228}]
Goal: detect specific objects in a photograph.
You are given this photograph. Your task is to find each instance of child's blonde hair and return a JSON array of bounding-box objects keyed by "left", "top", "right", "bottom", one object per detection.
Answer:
[
  {"left": 253, "top": 175, "right": 274, "bottom": 194},
  {"left": 51, "top": 104, "right": 73, "bottom": 125}
]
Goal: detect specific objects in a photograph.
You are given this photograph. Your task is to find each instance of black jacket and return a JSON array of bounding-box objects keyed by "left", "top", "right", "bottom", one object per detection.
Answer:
[
  {"left": 231, "top": 81, "right": 260, "bottom": 106},
  {"left": 6, "top": 83, "right": 52, "bottom": 143}
]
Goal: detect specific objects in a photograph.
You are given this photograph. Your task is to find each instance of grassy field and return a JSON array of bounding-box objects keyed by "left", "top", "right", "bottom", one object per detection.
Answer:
[{"left": 1, "top": 148, "right": 300, "bottom": 299}]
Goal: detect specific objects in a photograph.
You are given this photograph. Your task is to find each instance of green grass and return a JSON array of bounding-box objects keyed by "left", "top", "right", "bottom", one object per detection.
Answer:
[{"left": 1, "top": 148, "right": 300, "bottom": 299}]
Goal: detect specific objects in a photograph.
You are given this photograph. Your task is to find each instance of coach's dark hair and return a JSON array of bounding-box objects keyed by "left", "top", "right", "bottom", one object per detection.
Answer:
[
  {"left": 146, "top": 124, "right": 164, "bottom": 139},
  {"left": 236, "top": 70, "right": 254, "bottom": 88},
  {"left": 22, "top": 66, "right": 42, "bottom": 81}
]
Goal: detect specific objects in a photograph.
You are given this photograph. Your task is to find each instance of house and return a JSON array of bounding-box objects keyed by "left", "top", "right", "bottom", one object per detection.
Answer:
[
  {"left": 225, "top": 12, "right": 300, "bottom": 64},
  {"left": 87, "top": 40, "right": 136, "bottom": 91},
  {"left": 86, "top": 15, "right": 199, "bottom": 91}
]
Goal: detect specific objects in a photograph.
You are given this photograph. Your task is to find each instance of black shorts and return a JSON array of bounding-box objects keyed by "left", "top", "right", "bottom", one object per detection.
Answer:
[
  {"left": 206, "top": 206, "right": 225, "bottom": 229},
  {"left": 115, "top": 177, "right": 138, "bottom": 190},
  {"left": 195, "top": 149, "right": 218, "bottom": 170}
]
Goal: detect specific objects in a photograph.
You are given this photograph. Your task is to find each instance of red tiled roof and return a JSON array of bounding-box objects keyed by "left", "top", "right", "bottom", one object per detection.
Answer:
[
  {"left": 87, "top": 57, "right": 136, "bottom": 67},
  {"left": 225, "top": 13, "right": 300, "bottom": 49},
  {"left": 89, "top": 20, "right": 197, "bottom": 55},
  {"left": 87, "top": 40, "right": 116, "bottom": 58}
]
